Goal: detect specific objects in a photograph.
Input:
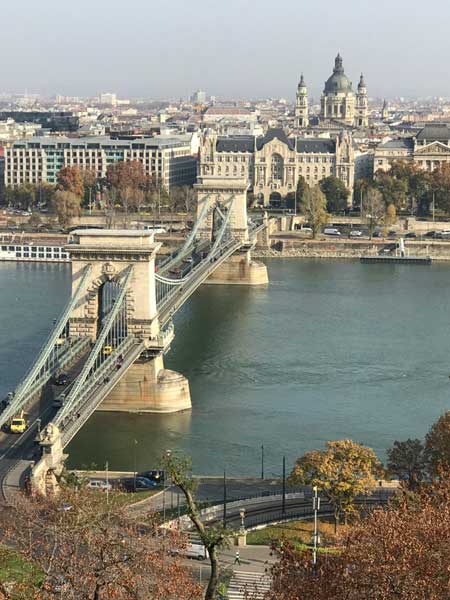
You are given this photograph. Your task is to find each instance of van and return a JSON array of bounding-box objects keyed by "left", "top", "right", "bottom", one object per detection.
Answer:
[
  {"left": 323, "top": 228, "right": 341, "bottom": 236},
  {"left": 173, "top": 542, "right": 208, "bottom": 561}
]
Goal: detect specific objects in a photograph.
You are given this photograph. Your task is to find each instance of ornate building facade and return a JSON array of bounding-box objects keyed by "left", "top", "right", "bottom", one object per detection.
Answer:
[
  {"left": 199, "top": 128, "right": 355, "bottom": 205},
  {"left": 295, "top": 54, "right": 369, "bottom": 129},
  {"left": 374, "top": 124, "right": 450, "bottom": 173}
]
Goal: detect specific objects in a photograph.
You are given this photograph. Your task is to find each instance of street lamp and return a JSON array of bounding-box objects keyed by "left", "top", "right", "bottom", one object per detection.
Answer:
[
  {"left": 163, "top": 449, "right": 171, "bottom": 523},
  {"left": 261, "top": 444, "right": 264, "bottom": 480},
  {"left": 312, "top": 486, "right": 321, "bottom": 574},
  {"left": 239, "top": 508, "right": 246, "bottom": 535}
]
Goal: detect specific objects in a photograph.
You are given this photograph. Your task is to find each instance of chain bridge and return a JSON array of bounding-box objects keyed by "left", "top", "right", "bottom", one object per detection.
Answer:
[{"left": 0, "top": 177, "right": 268, "bottom": 495}]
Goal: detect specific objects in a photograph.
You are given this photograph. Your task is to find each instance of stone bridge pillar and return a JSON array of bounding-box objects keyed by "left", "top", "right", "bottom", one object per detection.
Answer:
[
  {"left": 194, "top": 176, "right": 268, "bottom": 285},
  {"left": 67, "top": 230, "right": 191, "bottom": 413}
]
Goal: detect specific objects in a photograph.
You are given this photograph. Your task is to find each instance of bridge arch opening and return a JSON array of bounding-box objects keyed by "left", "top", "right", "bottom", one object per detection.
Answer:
[{"left": 95, "top": 279, "right": 128, "bottom": 350}]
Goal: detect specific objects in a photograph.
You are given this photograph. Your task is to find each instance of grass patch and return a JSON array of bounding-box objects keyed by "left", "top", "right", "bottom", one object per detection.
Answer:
[
  {"left": 247, "top": 519, "right": 345, "bottom": 550},
  {"left": 0, "top": 546, "right": 45, "bottom": 598}
]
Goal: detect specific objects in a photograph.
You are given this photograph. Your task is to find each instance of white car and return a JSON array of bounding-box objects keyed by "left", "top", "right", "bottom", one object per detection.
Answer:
[
  {"left": 349, "top": 230, "right": 363, "bottom": 237},
  {"left": 171, "top": 542, "right": 208, "bottom": 561},
  {"left": 87, "top": 479, "right": 112, "bottom": 492},
  {"left": 324, "top": 227, "right": 341, "bottom": 236}
]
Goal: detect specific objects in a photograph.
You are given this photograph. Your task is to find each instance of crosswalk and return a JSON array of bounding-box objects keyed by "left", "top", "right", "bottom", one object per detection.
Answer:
[{"left": 227, "top": 570, "right": 271, "bottom": 599}]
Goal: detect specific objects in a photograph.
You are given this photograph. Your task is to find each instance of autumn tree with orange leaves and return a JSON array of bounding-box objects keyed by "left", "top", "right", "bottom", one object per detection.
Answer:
[
  {"left": 269, "top": 478, "right": 450, "bottom": 600},
  {"left": 1, "top": 487, "right": 202, "bottom": 600}
]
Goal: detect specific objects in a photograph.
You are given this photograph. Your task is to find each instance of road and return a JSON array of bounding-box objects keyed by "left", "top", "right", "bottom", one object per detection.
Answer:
[{"left": 0, "top": 353, "right": 88, "bottom": 503}]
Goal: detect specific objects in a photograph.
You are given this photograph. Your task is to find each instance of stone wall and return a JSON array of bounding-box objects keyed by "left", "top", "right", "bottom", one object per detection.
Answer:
[{"left": 254, "top": 239, "right": 450, "bottom": 261}]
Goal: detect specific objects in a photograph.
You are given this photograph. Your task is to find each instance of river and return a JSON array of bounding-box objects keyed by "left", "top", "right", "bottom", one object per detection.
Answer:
[{"left": 1, "top": 259, "right": 449, "bottom": 476}]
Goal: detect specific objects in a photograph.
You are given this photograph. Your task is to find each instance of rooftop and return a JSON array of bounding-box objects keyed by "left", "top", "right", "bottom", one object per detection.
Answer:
[{"left": 11, "top": 134, "right": 192, "bottom": 148}]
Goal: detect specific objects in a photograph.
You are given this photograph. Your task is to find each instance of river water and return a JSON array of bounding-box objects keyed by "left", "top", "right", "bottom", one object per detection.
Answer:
[{"left": 1, "top": 259, "right": 449, "bottom": 476}]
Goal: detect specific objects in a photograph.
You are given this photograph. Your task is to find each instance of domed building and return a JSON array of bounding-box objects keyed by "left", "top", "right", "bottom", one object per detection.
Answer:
[
  {"left": 295, "top": 54, "right": 368, "bottom": 129},
  {"left": 320, "top": 53, "right": 368, "bottom": 128}
]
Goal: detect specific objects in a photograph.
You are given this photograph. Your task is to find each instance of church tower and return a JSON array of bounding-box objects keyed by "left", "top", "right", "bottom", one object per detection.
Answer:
[
  {"left": 295, "top": 74, "right": 309, "bottom": 128},
  {"left": 381, "top": 99, "right": 389, "bottom": 121},
  {"left": 355, "top": 73, "right": 369, "bottom": 128}
]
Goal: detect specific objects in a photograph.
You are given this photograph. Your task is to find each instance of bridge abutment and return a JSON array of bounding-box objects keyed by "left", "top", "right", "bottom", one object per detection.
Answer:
[
  {"left": 98, "top": 354, "right": 191, "bottom": 413},
  {"left": 205, "top": 251, "right": 268, "bottom": 285}
]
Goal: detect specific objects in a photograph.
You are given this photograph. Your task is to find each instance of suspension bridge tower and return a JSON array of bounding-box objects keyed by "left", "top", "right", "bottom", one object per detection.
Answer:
[
  {"left": 69, "top": 229, "right": 191, "bottom": 413},
  {"left": 194, "top": 176, "right": 269, "bottom": 284}
]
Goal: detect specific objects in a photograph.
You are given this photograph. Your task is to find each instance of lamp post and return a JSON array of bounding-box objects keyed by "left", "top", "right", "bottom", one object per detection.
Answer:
[
  {"left": 261, "top": 444, "right": 264, "bottom": 480},
  {"left": 163, "top": 449, "right": 171, "bottom": 524},
  {"left": 239, "top": 508, "right": 246, "bottom": 535},
  {"left": 223, "top": 470, "right": 227, "bottom": 528},
  {"left": 282, "top": 456, "right": 286, "bottom": 516},
  {"left": 105, "top": 460, "right": 109, "bottom": 504},
  {"left": 312, "top": 486, "right": 321, "bottom": 574}
]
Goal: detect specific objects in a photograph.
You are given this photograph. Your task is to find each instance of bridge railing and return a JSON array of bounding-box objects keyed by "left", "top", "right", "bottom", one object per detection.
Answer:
[
  {"left": 55, "top": 266, "right": 133, "bottom": 427},
  {"left": 3, "top": 265, "right": 92, "bottom": 412},
  {"left": 60, "top": 338, "right": 145, "bottom": 446}
]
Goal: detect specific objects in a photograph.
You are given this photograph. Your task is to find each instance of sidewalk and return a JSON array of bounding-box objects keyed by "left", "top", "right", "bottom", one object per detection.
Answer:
[{"left": 220, "top": 545, "right": 275, "bottom": 574}]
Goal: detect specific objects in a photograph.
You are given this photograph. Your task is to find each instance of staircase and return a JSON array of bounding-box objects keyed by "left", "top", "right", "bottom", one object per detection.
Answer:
[{"left": 227, "top": 571, "right": 271, "bottom": 599}]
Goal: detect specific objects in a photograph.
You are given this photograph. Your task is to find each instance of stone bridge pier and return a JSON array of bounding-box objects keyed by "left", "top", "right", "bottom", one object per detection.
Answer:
[
  {"left": 68, "top": 230, "right": 191, "bottom": 413},
  {"left": 194, "top": 176, "right": 269, "bottom": 285}
]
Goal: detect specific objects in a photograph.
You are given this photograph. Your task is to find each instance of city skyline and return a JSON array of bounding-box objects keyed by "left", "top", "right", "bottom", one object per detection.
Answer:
[{"left": 3, "top": 0, "right": 450, "bottom": 99}]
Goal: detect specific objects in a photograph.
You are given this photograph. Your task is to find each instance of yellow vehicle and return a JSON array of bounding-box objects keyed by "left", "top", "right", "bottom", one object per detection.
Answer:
[
  {"left": 10, "top": 411, "right": 27, "bottom": 434},
  {"left": 102, "top": 345, "right": 113, "bottom": 356}
]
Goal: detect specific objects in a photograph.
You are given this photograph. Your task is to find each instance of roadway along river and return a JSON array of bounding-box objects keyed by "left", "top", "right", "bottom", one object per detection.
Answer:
[{"left": 1, "top": 259, "right": 450, "bottom": 476}]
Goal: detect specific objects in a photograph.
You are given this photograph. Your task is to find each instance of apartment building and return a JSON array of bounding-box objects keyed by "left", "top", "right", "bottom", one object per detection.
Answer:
[{"left": 5, "top": 135, "right": 197, "bottom": 189}]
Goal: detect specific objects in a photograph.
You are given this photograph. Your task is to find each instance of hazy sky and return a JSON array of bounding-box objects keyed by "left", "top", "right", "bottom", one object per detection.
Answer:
[{"left": 2, "top": 0, "right": 450, "bottom": 100}]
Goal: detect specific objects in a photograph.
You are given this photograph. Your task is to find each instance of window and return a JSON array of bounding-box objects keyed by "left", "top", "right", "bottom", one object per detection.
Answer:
[{"left": 271, "top": 154, "right": 283, "bottom": 182}]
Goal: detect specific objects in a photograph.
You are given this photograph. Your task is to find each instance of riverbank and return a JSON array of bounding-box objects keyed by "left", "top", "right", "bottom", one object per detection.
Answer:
[{"left": 255, "top": 238, "right": 450, "bottom": 261}]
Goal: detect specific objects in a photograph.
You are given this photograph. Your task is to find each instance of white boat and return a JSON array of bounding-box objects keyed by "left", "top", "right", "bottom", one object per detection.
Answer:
[{"left": 0, "top": 244, "right": 70, "bottom": 262}]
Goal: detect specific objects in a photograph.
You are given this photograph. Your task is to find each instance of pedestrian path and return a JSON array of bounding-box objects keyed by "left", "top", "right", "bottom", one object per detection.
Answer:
[{"left": 227, "top": 570, "right": 271, "bottom": 599}]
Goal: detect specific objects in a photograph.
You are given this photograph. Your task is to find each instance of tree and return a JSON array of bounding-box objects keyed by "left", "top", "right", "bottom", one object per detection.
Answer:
[
  {"left": 289, "top": 440, "right": 383, "bottom": 531},
  {"left": 106, "top": 161, "right": 149, "bottom": 192},
  {"left": 162, "top": 452, "right": 228, "bottom": 600},
  {"left": 80, "top": 169, "right": 98, "bottom": 209},
  {"left": 269, "top": 478, "right": 450, "bottom": 600},
  {"left": 431, "top": 163, "right": 450, "bottom": 215},
  {"left": 299, "top": 185, "right": 328, "bottom": 239},
  {"left": 295, "top": 175, "right": 308, "bottom": 211},
  {"left": 374, "top": 171, "right": 408, "bottom": 209},
  {"left": 56, "top": 166, "right": 84, "bottom": 198},
  {"left": 389, "top": 160, "right": 432, "bottom": 214},
  {"left": 2, "top": 488, "right": 201, "bottom": 600},
  {"left": 319, "top": 176, "right": 349, "bottom": 213},
  {"left": 38, "top": 182, "right": 56, "bottom": 208},
  {"left": 425, "top": 410, "right": 450, "bottom": 474},
  {"left": 387, "top": 438, "right": 428, "bottom": 489},
  {"left": 385, "top": 203, "right": 397, "bottom": 228},
  {"left": 169, "top": 186, "right": 196, "bottom": 213},
  {"left": 361, "top": 187, "right": 385, "bottom": 237},
  {"left": 51, "top": 190, "right": 81, "bottom": 228}
]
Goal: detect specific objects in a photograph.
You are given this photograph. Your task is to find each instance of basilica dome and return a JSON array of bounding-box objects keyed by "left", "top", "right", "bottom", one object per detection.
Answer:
[{"left": 324, "top": 53, "right": 353, "bottom": 94}]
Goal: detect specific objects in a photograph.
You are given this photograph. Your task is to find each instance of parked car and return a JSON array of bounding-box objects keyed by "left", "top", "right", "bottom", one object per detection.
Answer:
[
  {"left": 348, "top": 230, "right": 362, "bottom": 237},
  {"left": 405, "top": 231, "right": 417, "bottom": 238},
  {"left": 296, "top": 226, "right": 313, "bottom": 234},
  {"left": 387, "top": 230, "right": 397, "bottom": 239},
  {"left": 372, "top": 230, "right": 383, "bottom": 238},
  {"left": 138, "top": 469, "right": 165, "bottom": 484},
  {"left": 51, "top": 373, "right": 70, "bottom": 386},
  {"left": 323, "top": 227, "right": 341, "bottom": 236},
  {"left": 120, "top": 477, "right": 158, "bottom": 493},
  {"left": 87, "top": 479, "right": 112, "bottom": 492}
]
